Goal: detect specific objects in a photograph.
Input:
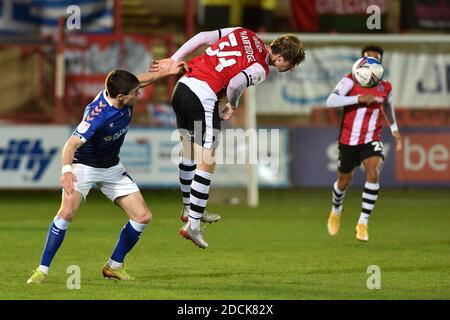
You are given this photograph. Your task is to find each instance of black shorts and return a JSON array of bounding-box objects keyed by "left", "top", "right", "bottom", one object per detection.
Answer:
[
  {"left": 171, "top": 82, "right": 221, "bottom": 149},
  {"left": 338, "top": 141, "right": 385, "bottom": 173}
]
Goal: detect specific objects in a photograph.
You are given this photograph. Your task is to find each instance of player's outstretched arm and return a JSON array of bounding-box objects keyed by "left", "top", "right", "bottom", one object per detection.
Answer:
[
  {"left": 60, "top": 136, "right": 84, "bottom": 195},
  {"left": 149, "top": 27, "right": 238, "bottom": 72},
  {"left": 138, "top": 61, "right": 187, "bottom": 88},
  {"left": 172, "top": 27, "right": 237, "bottom": 62}
]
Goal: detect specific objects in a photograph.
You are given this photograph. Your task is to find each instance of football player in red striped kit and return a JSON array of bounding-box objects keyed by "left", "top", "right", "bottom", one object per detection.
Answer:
[
  {"left": 326, "top": 46, "right": 402, "bottom": 242},
  {"left": 151, "top": 27, "right": 305, "bottom": 249}
]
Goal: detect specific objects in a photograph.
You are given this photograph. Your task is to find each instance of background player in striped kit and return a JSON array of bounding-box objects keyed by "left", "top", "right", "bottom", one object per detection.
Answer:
[{"left": 325, "top": 46, "right": 402, "bottom": 242}]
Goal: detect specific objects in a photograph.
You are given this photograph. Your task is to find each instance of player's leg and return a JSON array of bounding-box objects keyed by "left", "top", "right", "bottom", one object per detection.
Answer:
[
  {"left": 327, "top": 144, "right": 357, "bottom": 236},
  {"left": 102, "top": 191, "right": 151, "bottom": 280},
  {"left": 178, "top": 131, "right": 197, "bottom": 221},
  {"left": 27, "top": 163, "right": 92, "bottom": 284},
  {"left": 188, "top": 100, "right": 221, "bottom": 231},
  {"left": 359, "top": 155, "right": 382, "bottom": 225},
  {"left": 178, "top": 133, "right": 221, "bottom": 224},
  {"left": 328, "top": 172, "right": 352, "bottom": 236},
  {"left": 356, "top": 154, "right": 383, "bottom": 241},
  {"left": 179, "top": 98, "right": 221, "bottom": 248},
  {"left": 99, "top": 164, "right": 148, "bottom": 280},
  {"left": 333, "top": 172, "right": 352, "bottom": 214},
  {"left": 172, "top": 83, "right": 198, "bottom": 220},
  {"left": 172, "top": 82, "right": 221, "bottom": 225},
  {"left": 180, "top": 143, "right": 216, "bottom": 249},
  {"left": 41, "top": 191, "right": 83, "bottom": 269},
  {"left": 189, "top": 142, "right": 216, "bottom": 230},
  {"left": 27, "top": 191, "right": 84, "bottom": 284}
]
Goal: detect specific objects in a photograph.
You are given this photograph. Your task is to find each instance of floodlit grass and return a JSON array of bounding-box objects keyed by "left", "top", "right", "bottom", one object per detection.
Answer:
[{"left": 1, "top": 189, "right": 449, "bottom": 299}]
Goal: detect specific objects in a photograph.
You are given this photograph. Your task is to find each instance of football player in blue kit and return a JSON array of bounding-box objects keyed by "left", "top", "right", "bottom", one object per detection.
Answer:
[{"left": 27, "top": 63, "right": 184, "bottom": 283}]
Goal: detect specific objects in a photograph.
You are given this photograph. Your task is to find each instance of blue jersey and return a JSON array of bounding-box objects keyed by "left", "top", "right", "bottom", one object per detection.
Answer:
[{"left": 72, "top": 90, "right": 132, "bottom": 168}]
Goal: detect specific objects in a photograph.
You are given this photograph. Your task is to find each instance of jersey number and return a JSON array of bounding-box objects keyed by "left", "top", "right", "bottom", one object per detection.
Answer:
[
  {"left": 206, "top": 33, "right": 242, "bottom": 72},
  {"left": 372, "top": 141, "right": 383, "bottom": 152}
]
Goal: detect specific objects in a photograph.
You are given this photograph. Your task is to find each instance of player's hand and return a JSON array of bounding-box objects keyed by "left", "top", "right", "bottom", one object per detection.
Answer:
[
  {"left": 392, "top": 130, "right": 402, "bottom": 152},
  {"left": 149, "top": 58, "right": 188, "bottom": 75},
  {"left": 358, "top": 94, "right": 375, "bottom": 105},
  {"left": 60, "top": 172, "right": 77, "bottom": 195},
  {"left": 167, "top": 61, "right": 189, "bottom": 75},
  {"left": 220, "top": 103, "right": 235, "bottom": 120},
  {"left": 148, "top": 58, "right": 175, "bottom": 73}
]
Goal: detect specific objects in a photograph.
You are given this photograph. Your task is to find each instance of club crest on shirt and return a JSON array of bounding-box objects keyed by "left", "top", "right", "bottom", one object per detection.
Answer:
[{"left": 76, "top": 121, "right": 91, "bottom": 134}]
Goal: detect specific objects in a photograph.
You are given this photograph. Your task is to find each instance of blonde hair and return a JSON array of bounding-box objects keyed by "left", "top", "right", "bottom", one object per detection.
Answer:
[{"left": 270, "top": 34, "right": 305, "bottom": 66}]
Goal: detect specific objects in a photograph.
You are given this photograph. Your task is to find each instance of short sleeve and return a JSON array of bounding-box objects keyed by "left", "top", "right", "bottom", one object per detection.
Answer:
[{"left": 72, "top": 105, "right": 106, "bottom": 143}]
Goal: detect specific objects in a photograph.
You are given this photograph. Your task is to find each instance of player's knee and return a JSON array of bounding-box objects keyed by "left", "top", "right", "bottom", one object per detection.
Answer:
[
  {"left": 57, "top": 207, "right": 76, "bottom": 222},
  {"left": 136, "top": 209, "right": 152, "bottom": 224},
  {"left": 143, "top": 210, "right": 152, "bottom": 224},
  {"left": 367, "top": 170, "right": 380, "bottom": 183},
  {"left": 197, "top": 161, "right": 215, "bottom": 173},
  {"left": 338, "top": 176, "right": 352, "bottom": 189}
]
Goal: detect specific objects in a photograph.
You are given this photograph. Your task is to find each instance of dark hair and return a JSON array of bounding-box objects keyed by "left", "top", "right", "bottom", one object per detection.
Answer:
[
  {"left": 270, "top": 34, "right": 305, "bottom": 66},
  {"left": 105, "top": 69, "right": 140, "bottom": 98},
  {"left": 361, "top": 45, "right": 383, "bottom": 58}
]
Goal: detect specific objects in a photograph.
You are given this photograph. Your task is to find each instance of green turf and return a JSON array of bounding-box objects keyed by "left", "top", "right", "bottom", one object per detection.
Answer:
[{"left": 0, "top": 188, "right": 449, "bottom": 300}]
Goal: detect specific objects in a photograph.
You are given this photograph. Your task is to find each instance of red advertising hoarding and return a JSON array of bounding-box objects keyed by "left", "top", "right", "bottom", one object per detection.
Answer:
[{"left": 396, "top": 134, "right": 450, "bottom": 182}]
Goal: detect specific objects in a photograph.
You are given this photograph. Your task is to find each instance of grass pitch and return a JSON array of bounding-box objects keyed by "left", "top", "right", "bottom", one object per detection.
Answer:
[{"left": 0, "top": 188, "right": 449, "bottom": 299}]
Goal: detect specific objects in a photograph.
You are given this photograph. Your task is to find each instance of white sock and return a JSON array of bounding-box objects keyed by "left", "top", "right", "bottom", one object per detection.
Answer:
[
  {"left": 38, "top": 265, "right": 49, "bottom": 275},
  {"left": 53, "top": 216, "right": 70, "bottom": 230},
  {"left": 332, "top": 181, "right": 346, "bottom": 215},
  {"left": 129, "top": 219, "right": 148, "bottom": 232},
  {"left": 358, "top": 213, "right": 370, "bottom": 225},
  {"left": 189, "top": 169, "right": 213, "bottom": 232},
  {"left": 179, "top": 158, "right": 196, "bottom": 206},
  {"left": 331, "top": 205, "right": 343, "bottom": 215},
  {"left": 359, "top": 182, "right": 379, "bottom": 226},
  {"left": 108, "top": 258, "right": 123, "bottom": 270}
]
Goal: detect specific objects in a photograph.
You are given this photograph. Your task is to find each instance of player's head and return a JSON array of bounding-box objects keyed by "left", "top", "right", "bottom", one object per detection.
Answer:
[
  {"left": 361, "top": 45, "right": 383, "bottom": 62},
  {"left": 105, "top": 69, "right": 140, "bottom": 106},
  {"left": 269, "top": 34, "right": 305, "bottom": 72}
]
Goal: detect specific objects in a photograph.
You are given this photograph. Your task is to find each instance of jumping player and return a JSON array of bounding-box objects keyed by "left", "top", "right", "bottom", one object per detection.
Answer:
[{"left": 151, "top": 27, "right": 305, "bottom": 249}]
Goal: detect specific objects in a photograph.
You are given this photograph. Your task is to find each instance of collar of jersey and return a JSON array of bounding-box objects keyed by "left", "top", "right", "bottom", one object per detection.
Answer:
[
  {"left": 102, "top": 90, "right": 123, "bottom": 110},
  {"left": 102, "top": 90, "right": 131, "bottom": 111}
]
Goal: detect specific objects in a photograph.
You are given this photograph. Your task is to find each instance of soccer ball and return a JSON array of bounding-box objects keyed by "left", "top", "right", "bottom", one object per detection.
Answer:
[{"left": 351, "top": 57, "right": 384, "bottom": 88}]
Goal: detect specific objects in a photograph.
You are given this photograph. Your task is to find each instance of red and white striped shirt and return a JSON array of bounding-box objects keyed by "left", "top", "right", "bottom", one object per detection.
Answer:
[{"left": 331, "top": 74, "right": 392, "bottom": 146}]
